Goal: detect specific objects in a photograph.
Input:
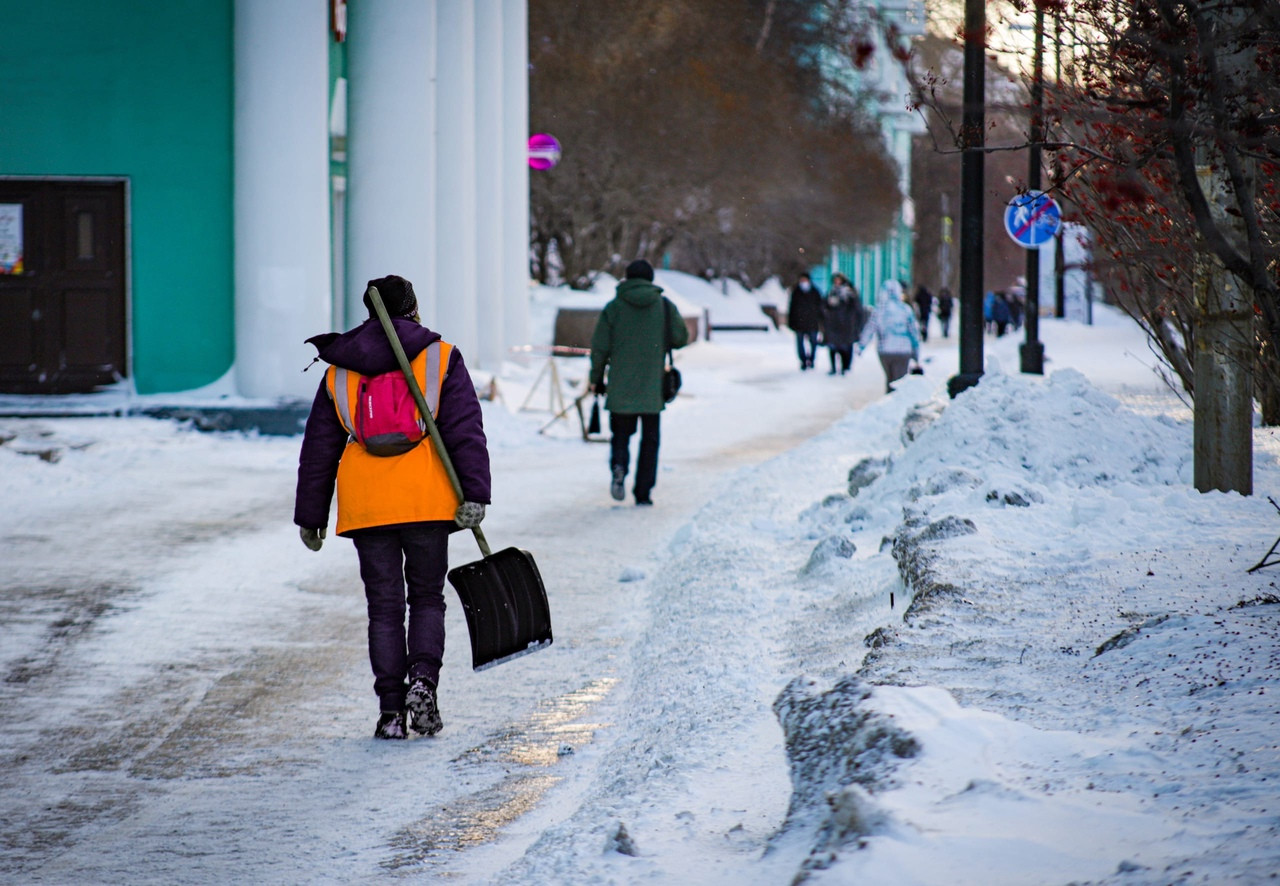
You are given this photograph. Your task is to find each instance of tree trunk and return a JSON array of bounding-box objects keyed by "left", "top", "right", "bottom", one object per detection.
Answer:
[
  {"left": 1258, "top": 345, "right": 1280, "bottom": 427},
  {"left": 1193, "top": 164, "right": 1253, "bottom": 496}
]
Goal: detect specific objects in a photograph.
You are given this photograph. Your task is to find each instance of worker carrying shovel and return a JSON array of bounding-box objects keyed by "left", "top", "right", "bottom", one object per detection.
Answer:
[{"left": 294, "top": 275, "right": 491, "bottom": 741}]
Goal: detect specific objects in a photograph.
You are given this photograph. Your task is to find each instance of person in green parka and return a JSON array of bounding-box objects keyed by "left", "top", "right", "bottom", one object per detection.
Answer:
[{"left": 588, "top": 259, "right": 690, "bottom": 505}]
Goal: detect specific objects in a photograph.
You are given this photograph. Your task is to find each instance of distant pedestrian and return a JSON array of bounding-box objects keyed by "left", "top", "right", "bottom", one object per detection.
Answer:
[
  {"left": 822, "top": 273, "right": 863, "bottom": 375},
  {"left": 1009, "top": 288, "right": 1025, "bottom": 331},
  {"left": 983, "top": 290, "right": 996, "bottom": 334},
  {"left": 858, "top": 279, "right": 921, "bottom": 394},
  {"left": 913, "top": 284, "right": 934, "bottom": 343},
  {"left": 295, "top": 274, "right": 491, "bottom": 741},
  {"left": 992, "top": 290, "right": 1012, "bottom": 337},
  {"left": 787, "top": 273, "right": 824, "bottom": 371},
  {"left": 936, "top": 287, "right": 954, "bottom": 338},
  {"left": 589, "top": 259, "right": 690, "bottom": 506}
]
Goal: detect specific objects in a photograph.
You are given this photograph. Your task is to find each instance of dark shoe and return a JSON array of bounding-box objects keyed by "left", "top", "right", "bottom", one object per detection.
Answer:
[
  {"left": 610, "top": 466, "right": 626, "bottom": 501},
  {"left": 635, "top": 495, "right": 653, "bottom": 506},
  {"left": 827, "top": 369, "right": 837, "bottom": 375},
  {"left": 374, "top": 710, "right": 407, "bottom": 740},
  {"left": 406, "top": 677, "right": 443, "bottom": 736}
]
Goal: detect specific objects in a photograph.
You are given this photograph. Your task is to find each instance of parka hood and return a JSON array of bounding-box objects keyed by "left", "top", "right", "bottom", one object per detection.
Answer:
[
  {"left": 616, "top": 278, "right": 664, "bottom": 308},
  {"left": 879, "top": 280, "right": 905, "bottom": 302},
  {"left": 305, "top": 317, "right": 442, "bottom": 377}
]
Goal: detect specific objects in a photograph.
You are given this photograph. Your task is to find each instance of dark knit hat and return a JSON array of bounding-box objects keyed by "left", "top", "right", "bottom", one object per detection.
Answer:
[
  {"left": 363, "top": 275, "right": 419, "bottom": 319},
  {"left": 624, "top": 259, "right": 655, "bottom": 282}
]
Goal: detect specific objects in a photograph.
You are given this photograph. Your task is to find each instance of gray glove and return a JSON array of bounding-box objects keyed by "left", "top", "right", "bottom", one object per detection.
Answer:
[
  {"left": 454, "top": 501, "right": 486, "bottom": 529},
  {"left": 299, "top": 526, "right": 326, "bottom": 551}
]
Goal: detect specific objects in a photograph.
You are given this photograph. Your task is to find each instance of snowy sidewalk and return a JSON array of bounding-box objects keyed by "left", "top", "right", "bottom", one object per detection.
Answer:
[{"left": 1, "top": 303, "right": 1277, "bottom": 885}]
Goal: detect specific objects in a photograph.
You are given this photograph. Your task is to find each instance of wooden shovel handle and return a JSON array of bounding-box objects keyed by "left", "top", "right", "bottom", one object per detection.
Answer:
[{"left": 367, "top": 286, "right": 492, "bottom": 558}]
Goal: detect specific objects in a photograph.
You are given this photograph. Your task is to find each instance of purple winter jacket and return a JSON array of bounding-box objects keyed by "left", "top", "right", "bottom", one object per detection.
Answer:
[{"left": 293, "top": 317, "right": 491, "bottom": 532}]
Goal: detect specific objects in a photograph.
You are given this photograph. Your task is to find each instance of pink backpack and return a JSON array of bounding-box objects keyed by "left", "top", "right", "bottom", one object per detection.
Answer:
[{"left": 333, "top": 368, "right": 427, "bottom": 457}]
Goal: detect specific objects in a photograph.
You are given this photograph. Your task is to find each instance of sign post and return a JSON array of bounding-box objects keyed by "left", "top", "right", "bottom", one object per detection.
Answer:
[{"left": 1006, "top": 190, "right": 1059, "bottom": 375}]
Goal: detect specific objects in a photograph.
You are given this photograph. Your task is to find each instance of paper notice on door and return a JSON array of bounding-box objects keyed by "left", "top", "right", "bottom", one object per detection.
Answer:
[{"left": 0, "top": 203, "right": 23, "bottom": 274}]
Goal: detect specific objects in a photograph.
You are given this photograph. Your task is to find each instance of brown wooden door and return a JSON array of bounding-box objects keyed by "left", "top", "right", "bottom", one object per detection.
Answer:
[{"left": 0, "top": 180, "right": 127, "bottom": 394}]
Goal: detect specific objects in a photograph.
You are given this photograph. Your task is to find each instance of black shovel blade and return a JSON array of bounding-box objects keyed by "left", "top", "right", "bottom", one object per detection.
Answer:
[{"left": 448, "top": 547, "right": 553, "bottom": 671}]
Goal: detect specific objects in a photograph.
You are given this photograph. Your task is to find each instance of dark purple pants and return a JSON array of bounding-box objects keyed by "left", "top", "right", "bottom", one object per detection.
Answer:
[{"left": 351, "top": 525, "right": 449, "bottom": 712}]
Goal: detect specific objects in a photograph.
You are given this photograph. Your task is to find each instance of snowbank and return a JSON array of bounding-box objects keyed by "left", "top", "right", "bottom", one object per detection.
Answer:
[{"left": 781, "top": 361, "right": 1280, "bottom": 884}]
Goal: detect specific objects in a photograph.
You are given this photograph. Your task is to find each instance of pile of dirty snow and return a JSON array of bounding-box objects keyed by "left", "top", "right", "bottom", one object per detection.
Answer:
[{"left": 778, "top": 362, "right": 1280, "bottom": 884}]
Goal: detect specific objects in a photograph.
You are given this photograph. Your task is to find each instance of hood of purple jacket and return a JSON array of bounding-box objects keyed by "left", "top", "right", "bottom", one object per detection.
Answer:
[{"left": 306, "top": 317, "right": 442, "bottom": 377}]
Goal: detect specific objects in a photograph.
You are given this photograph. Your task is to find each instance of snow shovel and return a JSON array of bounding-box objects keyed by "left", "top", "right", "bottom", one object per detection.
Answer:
[{"left": 368, "top": 286, "right": 553, "bottom": 671}]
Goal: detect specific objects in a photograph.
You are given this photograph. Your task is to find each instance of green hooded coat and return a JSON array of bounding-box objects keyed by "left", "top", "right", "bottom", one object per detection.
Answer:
[{"left": 589, "top": 279, "right": 690, "bottom": 414}]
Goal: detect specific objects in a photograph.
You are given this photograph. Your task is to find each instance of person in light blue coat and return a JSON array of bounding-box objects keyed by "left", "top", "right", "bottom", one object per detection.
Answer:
[{"left": 858, "top": 279, "right": 921, "bottom": 393}]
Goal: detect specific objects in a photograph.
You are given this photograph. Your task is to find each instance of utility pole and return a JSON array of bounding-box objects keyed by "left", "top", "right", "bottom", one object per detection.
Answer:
[
  {"left": 947, "top": 0, "right": 985, "bottom": 399},
  {"left": 1053, "top": 5, "right": 1065, "bottom": 319},
  {"left": 939, "top": 192, "right": 952, "bottom": 292},
  {"left": 1019, "top": 1, "right": 1046, "bottom": 375}
]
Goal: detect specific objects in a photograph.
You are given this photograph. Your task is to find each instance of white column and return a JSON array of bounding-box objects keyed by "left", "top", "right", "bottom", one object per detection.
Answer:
[
  {"left": 474, "top": 0, "right": 505, "bottom": 370},
  {"left": 501, "top": 0, "right": 531, "bottom": 353},
  {"left": 435, "top": 3, "right": 479, "bottom": 359},
  {"left": 346, "top": 1, "right": 436, "bottom": 328},
  {"left": 234, "top": 0, "right": 331, "bottom": 399}
]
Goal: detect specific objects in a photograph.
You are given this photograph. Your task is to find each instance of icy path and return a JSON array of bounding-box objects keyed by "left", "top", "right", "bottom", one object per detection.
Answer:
[{"left": 0, "top": 331, "right": 886, "bottom": 883}]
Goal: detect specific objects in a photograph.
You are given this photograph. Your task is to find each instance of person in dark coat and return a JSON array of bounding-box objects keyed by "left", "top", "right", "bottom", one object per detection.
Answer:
[
  {"left": 786, "top": 273, "right": 824, "bottom": 371},
  {"left": 935, "top": 287, "right": 954, "bottom": 338},
  {"left": 588, "top": 259, "right": 690, "bottom": 506},
  {"left": 991, "top": 290, "right": 1013, "bottom": 336},
  {"left": 295, "top": 274, "right": 491, "bottom": 740},
  {"left": 913, "top": 284, "right": 934, "bottom": 342},
  {"left": 822, "top": 273, "right": 863, "bottom": 375}
]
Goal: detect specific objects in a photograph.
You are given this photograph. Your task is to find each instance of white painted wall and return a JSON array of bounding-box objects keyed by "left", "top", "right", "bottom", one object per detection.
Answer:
[
  {"left": 435, "top": 3, "right": 479, "bottom": 360},
  {"left": 502, "top": 0, "right": 531, "bottom": 353},
  {"left": 474, "top": 0, "right": 506, "bottom": 370},
  {"left": 346, "top": 1, "right": 437, "bottom": 328},
  {"left": 233, "top": 0, "right": 331, "bottom": 399}
]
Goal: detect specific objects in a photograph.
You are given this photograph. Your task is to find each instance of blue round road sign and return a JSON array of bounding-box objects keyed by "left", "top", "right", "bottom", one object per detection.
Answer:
[{"left": 1004, "top": 190, "right": 1061, "bottom": 249}]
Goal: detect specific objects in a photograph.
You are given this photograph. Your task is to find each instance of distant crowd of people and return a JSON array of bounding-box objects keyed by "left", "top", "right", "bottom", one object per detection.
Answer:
[
  {"left": 787, "top": 274, "right": 1036, "bottom": 393},
  {"left": 786, "top": 274, "right": 955, "bottom": 393}
]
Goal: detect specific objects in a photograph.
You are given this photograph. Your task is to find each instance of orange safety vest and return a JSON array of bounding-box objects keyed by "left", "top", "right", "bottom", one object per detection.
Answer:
[{"left": 324, "top": 342, "right": 459, "bottom": 535}]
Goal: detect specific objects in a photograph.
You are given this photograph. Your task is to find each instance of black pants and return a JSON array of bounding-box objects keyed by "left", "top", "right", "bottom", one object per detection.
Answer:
[
  {"left": 610, "top": 412, "right": 660, "bottom": 502},
  {"left": 351, "top": 526, "right": 450, "bottom": 712},
  {"left": 828, "top": 345, "right": 853, "bottom": 374},
  {"left": 794, "top": 331, "right": 819, "bottom": 368}
]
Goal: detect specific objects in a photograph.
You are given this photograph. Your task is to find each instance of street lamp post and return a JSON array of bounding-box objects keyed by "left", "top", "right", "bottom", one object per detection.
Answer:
[
  {"left": 1020, "top": 1, "right": 1046, "bottom": 374},
  {"left": 1053, "top": 5, "right": 1066, "bottom": 319},
  {"left": 947, "top": 0, "right": 986, "bottom": 399}
]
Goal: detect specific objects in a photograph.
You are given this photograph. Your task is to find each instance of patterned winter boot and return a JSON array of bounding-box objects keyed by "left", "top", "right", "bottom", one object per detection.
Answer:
[
  {"left": 407, "top": 676, "right": 443, "bottom": 736},
  {"left": 374, "top": 710, "right": 407, "bottom": 740}
]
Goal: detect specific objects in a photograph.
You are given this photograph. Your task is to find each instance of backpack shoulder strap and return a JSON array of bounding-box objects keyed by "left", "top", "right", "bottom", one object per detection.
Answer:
[
  {"left": 327, "top": 365, "right": 357, "bottom": 436},
  {"left": 661, "top": 298, "right": 674, "bottom": 364},
  {"left": 422, "top": 342, "right": 447, "bottom": 418}
]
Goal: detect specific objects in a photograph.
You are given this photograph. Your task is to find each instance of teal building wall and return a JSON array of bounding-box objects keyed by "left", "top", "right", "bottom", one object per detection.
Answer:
[{"left": 0, "top": 1, "right": 234, "bottom": 393}]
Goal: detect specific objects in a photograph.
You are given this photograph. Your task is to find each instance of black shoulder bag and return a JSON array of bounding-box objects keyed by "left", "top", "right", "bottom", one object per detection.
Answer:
[{"left": 662, "top": 298, "right": 682, "bottom": 403}]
